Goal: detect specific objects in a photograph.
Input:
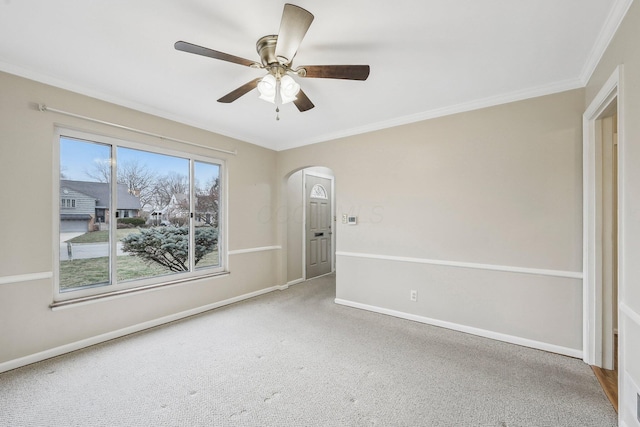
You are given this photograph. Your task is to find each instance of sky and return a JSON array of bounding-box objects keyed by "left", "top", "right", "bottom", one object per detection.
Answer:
[{"left": 60, "top": 137, "right": 219, "bottom": 187}]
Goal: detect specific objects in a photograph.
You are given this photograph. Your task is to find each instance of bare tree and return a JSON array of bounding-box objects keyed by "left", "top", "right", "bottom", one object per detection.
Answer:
[
  {"left": 118, "top": 159, "right": 155, "bottom": 208},
  {"left": 196, "top": 177, "right": 220, "bottom": 226},
  {"left": 152, "top": 172, "right": 189, "bottom": 208},
  {"left": 84, "top": 159, "right": 111, "bottom": 183},
  {"left": 85, "top": 159, "right": 155, "bottom": 209}
]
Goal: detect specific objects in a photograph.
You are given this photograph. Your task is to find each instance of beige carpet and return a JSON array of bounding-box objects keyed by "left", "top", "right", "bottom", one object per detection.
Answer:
[{"left": 0, "top": 274, "right": 617, "bottom": 426}]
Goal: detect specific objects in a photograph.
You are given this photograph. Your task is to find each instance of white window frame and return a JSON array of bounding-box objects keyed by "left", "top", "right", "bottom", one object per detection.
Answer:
[
  {"left": 61, "top": 198, "right": 75, "bottom": 208},
  {"left": 53, "top": 127, "right": 228, "bottom": 303}
]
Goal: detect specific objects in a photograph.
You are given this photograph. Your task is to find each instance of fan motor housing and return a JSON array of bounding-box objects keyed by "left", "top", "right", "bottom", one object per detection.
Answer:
[{"left": 256, "top": 35, "right": 280, "bottom": 66}]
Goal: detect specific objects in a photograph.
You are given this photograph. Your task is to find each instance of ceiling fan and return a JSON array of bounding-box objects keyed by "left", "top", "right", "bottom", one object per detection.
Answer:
[{"left": 175, "top": 3, "right": 370, "bottom": 116}]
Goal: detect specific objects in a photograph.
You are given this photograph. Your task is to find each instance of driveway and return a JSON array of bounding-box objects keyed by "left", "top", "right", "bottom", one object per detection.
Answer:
[
  {"left": 59, "top": 232, "right": 85, "bottom": 244},
  {"left": 60, "top": 242, "right": 126, "bottom": 261}
]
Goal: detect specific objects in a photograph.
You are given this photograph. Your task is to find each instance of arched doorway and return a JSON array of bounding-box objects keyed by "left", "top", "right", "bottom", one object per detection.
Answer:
[{"left": 285, "top": 166, "right": 335, "bottom": 284}]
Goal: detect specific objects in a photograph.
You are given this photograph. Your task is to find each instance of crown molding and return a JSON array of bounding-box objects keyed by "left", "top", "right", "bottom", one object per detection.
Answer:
[
  {"left": 579, "top": 0, "right": 634, "bottom": 85},
  {"left": 276, "top": 77, "right": 584, "bottom": 151}
]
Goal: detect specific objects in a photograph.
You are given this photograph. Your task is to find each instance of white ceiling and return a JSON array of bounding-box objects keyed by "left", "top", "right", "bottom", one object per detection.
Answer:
[{"left": 0, "top": 0, "right": 629, "bottom": 151}]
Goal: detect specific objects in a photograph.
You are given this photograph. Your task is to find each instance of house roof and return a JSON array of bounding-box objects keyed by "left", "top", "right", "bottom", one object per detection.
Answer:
[
  {"left": 61, "top": 180, "right": 142, "bottom": 210},
  {"left": 0, "top": 1, "right": 628, "bottom": 151},
  {"left": 172, "top": 193, "right": 189, "bottom": 204}
]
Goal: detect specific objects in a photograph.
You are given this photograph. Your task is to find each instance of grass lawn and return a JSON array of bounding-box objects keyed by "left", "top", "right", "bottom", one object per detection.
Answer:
[
  {"left": 60, "top": 250, "right": 220, "bottom": 290},
  {"left": 66, "top": 228, "right": 140, "bottom": 244},
  {"left": 60, "top": 257, "right": 109, "bottom": 289},
  {"left": 197, "top": 249, "right": 220, "bottom": 269},
  {"left": 59, "top": 256, "right": 169, "bottom": 289}
]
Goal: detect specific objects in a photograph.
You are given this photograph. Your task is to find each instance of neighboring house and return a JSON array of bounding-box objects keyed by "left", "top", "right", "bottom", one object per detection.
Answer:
[
  {"left": 150, "top": 193, "right": 218, "bottom": 226},
  {"left": 150, "top": 193, "right": 189, "bottom": 225},
  {"left": 168, "top": 193, "right": 189, "bottom": 217},
  {"left": 59, "top": 180, "right": 142, "bottom": 232}
]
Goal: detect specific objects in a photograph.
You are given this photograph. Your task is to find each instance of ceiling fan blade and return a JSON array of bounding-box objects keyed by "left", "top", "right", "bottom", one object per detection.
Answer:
[
  {"left": 298, "top": 65, "right": 370, "bottom": 81},
  {"left": 175, "top": 41, "right": 258, "bottom": 67},
  {"left": 274, "top": 4, "right": 314, "bottom": 65},
  {"left": 293, "top": 89, "right": 315, "bottom": 112},
  {"left": 217, "top": 78, "right": 262, "bottom": 103}
]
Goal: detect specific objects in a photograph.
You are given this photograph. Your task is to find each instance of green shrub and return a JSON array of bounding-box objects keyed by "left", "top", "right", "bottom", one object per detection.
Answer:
[
  {"left": 121, "top": 226, "right": 218, "bottom": 272},
  {"left": 117, "top": 217, "right": 146, "bottom": 226}
]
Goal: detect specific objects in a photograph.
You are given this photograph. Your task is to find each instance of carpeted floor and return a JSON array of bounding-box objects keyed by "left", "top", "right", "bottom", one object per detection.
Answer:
[{"left": 0, "top": 274, "right": 617, "bottom": 426}]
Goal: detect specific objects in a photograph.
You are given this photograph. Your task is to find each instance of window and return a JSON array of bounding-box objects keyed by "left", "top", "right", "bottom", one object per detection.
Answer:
[
  {"left": 310, "top": 184, "right": 328, "bottom": 199},
  {"left": 56, "top": 128, "right": 225, "bottom": 302},
  {"left": 61, "top": 198, "right": 76, "bottom": 208}
]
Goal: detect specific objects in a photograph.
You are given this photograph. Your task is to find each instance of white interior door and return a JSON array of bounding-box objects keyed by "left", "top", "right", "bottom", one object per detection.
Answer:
[{"left": 305, "top": 174, "right": 332, "bottom": 279}]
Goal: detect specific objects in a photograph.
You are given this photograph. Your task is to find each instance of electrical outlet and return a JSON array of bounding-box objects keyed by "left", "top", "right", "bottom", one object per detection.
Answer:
[{"left": 410, "top": 290, "right": 417, "bottom": 302}]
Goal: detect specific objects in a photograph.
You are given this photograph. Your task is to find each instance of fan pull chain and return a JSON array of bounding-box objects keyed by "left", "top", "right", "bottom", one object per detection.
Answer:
[{"left": 275, "top": 78, "right": 281, "bottom": 121}]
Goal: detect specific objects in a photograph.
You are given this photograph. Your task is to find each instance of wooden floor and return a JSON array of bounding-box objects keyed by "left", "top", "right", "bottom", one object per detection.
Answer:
[{"left": 591, "top": 334, "right": 618, "bottom": 413}]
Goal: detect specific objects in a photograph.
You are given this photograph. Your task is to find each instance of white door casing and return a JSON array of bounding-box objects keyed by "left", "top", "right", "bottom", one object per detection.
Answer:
[
  {"left": 583, "top": 66, "right": 623, "bottom": 369},
  {"left": 304, "top": 172, "right": 333, "bottom": 279}
]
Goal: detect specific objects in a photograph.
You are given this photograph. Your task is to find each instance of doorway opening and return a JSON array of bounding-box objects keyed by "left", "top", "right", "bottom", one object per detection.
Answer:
[
  {"left": 583, "top": 66, "right": 623, "bottom": 413},
  {"left": 285, "top": 167, "right": 335, "bottom": 284},
  {"left": 590, "top": 109, "right": 619, "bottom": 412}
]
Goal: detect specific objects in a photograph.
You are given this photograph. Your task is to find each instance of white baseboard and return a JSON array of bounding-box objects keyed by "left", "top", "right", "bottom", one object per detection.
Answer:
[
  {"left": 0, "top": 285, "right": 283, "bottom": 373},
  {"left": 334, "top": 298, "right": 583, "bottom": 359},
  {"left": 279, "top": 274, "right": 333, "bottom": 290},
  {"left": 275, "top": 278, "right": 306, "bottom": 291},
  {"left": 287, "top": 278, "right": 305, "bottom": 287}
]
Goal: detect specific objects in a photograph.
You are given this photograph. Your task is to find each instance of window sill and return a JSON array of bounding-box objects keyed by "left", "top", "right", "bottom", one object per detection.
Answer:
[{"left": 50, "top": 271, "right": 230, "bottom": 310}]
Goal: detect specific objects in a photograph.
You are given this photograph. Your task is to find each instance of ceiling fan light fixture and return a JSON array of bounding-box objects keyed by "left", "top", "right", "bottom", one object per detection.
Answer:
[
  {"left": 257, "top": 74, "right": 277, "bottom": 103},
  {"left": 257, "top": 73, "right": 300, "bottom": 105},
  {"left": 175, "top": 4, "right": 369, "bottom": 113},
  {"left": 280, "top": 75, "right": 300, "bottom": 104}
]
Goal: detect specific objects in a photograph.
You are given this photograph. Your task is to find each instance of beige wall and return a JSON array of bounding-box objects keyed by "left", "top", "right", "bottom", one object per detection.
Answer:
[
  {"left": 287, "top": 170, "right": 304, "bottom": 282},
  {"left": 278, "top": 89, "right": 585, "bottom": 353},
  {"left": 585, "top": 1, "right": 640, "bottom": 425},
  {"left": 0, "top": 71, "right": 279, "bottom": 365}
]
